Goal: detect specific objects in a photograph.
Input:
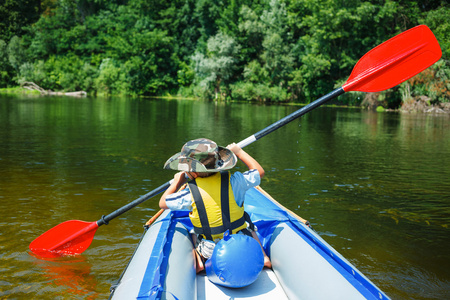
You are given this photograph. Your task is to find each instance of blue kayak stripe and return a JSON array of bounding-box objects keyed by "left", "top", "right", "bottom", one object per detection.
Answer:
[
  {"left": 133, "top": 187, "right": 389, "bottom": 299},
  {"left": 137, "top": 212, "right": 175, "bottom": 300},
  {"left": 245, "top": 187, "right": 390, "bottom": 300},
  {"left": 285, "top": 219, "right": 388, "bottom": 300}
]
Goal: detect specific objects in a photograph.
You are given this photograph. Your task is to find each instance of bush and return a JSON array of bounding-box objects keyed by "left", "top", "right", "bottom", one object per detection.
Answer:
[
  {"left": 18, "top": 54, "right": 98, "bottom": 93},
  {"left": 95, "top": 58, "right": 128, "bottom": 95},
  {"left": 230, "top": 82, "right": 289, "bottom": 102},
  {"left": 400, "top": 60, "right": 450, "bottom": 104}
]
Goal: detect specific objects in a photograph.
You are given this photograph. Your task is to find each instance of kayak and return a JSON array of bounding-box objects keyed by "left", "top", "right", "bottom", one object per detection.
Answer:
[{"left": 109, "top": 186, "right": 390, "bottom": 300}]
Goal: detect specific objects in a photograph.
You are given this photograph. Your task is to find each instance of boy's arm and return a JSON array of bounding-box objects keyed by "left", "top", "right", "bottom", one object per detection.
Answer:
[
  {"left": 159, "top": 171, "right": 187, "bottom": 209},
  {"left": 227, "top": 143, "right": 264, "bottom": 178}
]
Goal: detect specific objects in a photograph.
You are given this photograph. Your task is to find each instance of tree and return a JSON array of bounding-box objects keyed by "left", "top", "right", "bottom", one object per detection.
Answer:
[
  {"left": 0, "top": 0, "right": 42, "bottom": 41},
  {"left": 260, "top": 0, "right": 295, "bottom": 87},
  {"left": 7, "top": 36, "right": 26, "bottom": 72},
  {"left": 288, "top": 0, "right": 402, "bottom": 101},
  {"left": 192, "top": 32, "right": 241, "bottom": 99},
  {"left": 233, "top": 0, "right": 293, "bottom": 101},
  {"left": 193, "top": 0, "right": 222, "bottom": 51},
  {"left": 0, "top": 40, "right": 11, "bottom": 87},
  {"left": 3, "top": 0, "right": 448, "bottom": 105},
  {"left": 238, "top": 4, "right": 266, "bottom": 63}
]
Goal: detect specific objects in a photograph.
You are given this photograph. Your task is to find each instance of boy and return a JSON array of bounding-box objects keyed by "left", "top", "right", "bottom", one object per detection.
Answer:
[{"left": 159, "top": 138, "right": 271, "bottom": 272}]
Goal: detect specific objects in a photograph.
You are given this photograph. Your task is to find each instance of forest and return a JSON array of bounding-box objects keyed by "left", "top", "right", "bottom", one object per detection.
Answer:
[{"left": 0, "top": 0, "right": 449, "bottom": 108}]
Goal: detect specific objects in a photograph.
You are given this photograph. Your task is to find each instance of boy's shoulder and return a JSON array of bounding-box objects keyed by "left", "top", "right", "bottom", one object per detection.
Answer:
[{"left": 232, "top": 169, "right": 260, "bottom": 182}]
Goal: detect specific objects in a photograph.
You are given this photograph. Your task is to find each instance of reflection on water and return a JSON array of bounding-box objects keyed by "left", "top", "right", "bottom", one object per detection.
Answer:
[
  {"left": 0, "top": 95, "right": 448, "bottom": 299},
  {"left": 30, "top": 254, "right": 98, "bottom": 299}
]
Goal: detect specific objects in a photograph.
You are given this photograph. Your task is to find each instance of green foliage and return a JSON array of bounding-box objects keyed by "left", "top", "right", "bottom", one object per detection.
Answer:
[
  {"left": 0, "top": 0, "right": 41, "bottom": 41},
  {"left": 376, "top": 106, "right": 385, "bottom": 112},
  {"left": 231, "top": 81, "right": 289, "bottom": 102},
  {"left": 0, "top": 0, "right": 447, "bottom": 105},
  {"left": 7, "top": 36, "right": 26, "bottom": 72},
  {"left": 0, "top": 40, "right": 11, "bottom": 87},
  {"left": 95, "top": 58, "right": 127, "bottom": 95},
  {"left": 18, "top": 54, "right": 97, "bottom": 92},
  {"left": 289, "top": 0, "right": 402, "bottom": 100},
  {"left": 400, "top": 60, "right": 450, "bottom": 104},
  {"left": 424, "top": 6, "right": 450, "bottom": 59},
  {"left": 192, "top": 32, "right": 241, "bottom": 99}
]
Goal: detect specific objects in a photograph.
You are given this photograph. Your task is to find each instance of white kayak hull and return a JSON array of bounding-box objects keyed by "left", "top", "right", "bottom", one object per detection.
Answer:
[{"left": 110, "top": 187, "right": 390, "bottom": 300}]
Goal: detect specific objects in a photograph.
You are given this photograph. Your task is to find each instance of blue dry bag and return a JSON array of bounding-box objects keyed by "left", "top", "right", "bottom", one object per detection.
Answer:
[{"left": 205, "top": 232, "right": 264, "bottom": 288}]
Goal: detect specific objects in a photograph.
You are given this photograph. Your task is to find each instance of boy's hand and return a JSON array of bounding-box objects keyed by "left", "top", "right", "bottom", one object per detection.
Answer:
[
  {"left": 173, "top": 171, "right": 187, "bottom": 183},
  {"left": 227, "top": 143, "right": 242, "bottom": 156},
  {"left": 160, "top": 171, "right": 187, "bottom": 210},
  {"left": 227, "top": 142, "right": 265, "bottom": 178}
]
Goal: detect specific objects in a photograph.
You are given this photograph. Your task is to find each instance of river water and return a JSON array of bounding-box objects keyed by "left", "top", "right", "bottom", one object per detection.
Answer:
[{"left": 0, "top": 95, "right": 449, "bottom": 299}]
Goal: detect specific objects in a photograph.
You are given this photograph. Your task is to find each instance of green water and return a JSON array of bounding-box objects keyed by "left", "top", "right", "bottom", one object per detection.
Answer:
[{"left": 0, "top": 95, "right": 449, "bottom": 299}]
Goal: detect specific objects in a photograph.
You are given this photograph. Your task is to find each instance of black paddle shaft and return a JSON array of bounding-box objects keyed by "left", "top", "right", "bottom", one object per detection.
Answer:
[
  {"left": 238, "top": 88, "right": 345, "bottom": 148},
  {"left": 97, "top": 181, "right": 171, "bottom": 226},
  {"left": 96, "top": 87, "right": 346, "bottom": 227}
]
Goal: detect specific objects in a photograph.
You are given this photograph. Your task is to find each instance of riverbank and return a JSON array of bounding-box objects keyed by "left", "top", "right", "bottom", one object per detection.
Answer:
[
  {"left": 0, "top": 87, "right": 41, "bottom": 95},
  {"left": 399, "top": 96, "right": 450, "bottom": 114},
  {"left": 2, "top": 86, "right": 449, "bottom": 114}
]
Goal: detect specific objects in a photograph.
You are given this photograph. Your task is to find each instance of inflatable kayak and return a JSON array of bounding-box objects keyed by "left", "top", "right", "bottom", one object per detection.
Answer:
[{"left": 109, "top": 186, "right": 390, "bottom": 300}]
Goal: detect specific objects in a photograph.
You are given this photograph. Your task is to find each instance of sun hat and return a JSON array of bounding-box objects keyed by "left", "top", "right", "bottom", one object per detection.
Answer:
[{"left": 163, "top": 138, "right": 237, "bottom": 172}]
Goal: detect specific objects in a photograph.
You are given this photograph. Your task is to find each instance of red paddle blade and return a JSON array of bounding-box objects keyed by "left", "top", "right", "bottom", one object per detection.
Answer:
[
  {"left": 29, "top": 220, "right": 99, "bottom": 257},
  {"left": 343, "top": 25, "right": 442, "bottom": 93}
]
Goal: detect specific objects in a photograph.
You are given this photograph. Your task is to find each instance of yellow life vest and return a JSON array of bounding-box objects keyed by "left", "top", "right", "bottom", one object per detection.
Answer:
[{"left": 188, "top": 171, "right": 247, "bottom": 241}]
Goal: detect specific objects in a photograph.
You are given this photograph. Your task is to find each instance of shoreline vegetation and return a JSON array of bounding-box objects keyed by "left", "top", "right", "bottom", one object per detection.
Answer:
[
  {"left": 1, "top": 1, "right": 448, "bottom": 110},
  {"left": 2, "top": 84, "right": 449, "bottom": 114}
]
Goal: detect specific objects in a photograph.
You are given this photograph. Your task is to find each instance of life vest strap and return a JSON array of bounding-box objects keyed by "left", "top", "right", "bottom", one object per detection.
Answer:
[
  {"left": 192, "top": 217, "right": 246, "bottom": 239},
  {"left": 189, "top": 180, "right": 213, "bottom": 240},
  {"left": 189, "top": 171, "right": 246, "bottom": 241},
  {"left": 220, "top": 172, "right": 231, "bottom": 236}
]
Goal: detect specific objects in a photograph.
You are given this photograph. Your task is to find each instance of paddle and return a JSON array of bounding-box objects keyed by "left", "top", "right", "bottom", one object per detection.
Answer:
[
  {"left": 238, "top": 25, "right": 442, "bottom": 148},
  {"left": 29, "top": 182, "right": 171, "bottom": 257},
  {"left": 29, "top": 25, "right": 441, "bottom": 257}
]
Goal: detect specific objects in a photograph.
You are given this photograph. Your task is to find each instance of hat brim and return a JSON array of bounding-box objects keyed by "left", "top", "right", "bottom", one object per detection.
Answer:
[{"left": 164, "top": 146, "right": 237, "bottom": 172}]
